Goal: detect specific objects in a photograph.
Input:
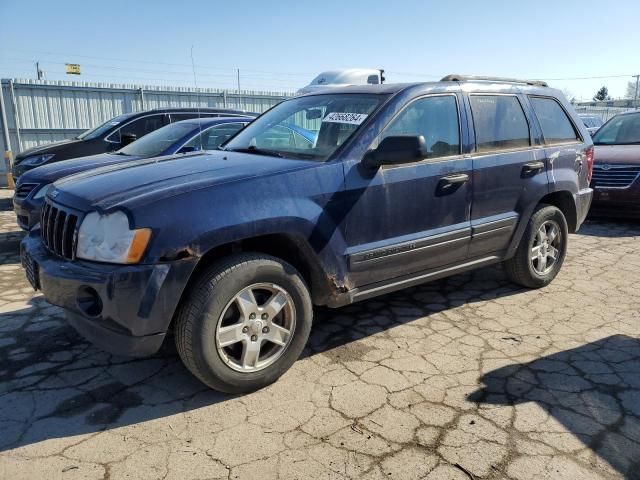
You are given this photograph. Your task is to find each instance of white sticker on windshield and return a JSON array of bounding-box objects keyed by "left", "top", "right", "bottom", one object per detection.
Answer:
[{"left": 322, "top": 112, "right": 368, "bottom": 125}]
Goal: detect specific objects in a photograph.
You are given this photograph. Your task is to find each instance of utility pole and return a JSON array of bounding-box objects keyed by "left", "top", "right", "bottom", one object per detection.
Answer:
[
  {"left": 35, "top": 61, "right": 43, "bottom": 80},
  {"left": 236, "top": 68, "right": 241, "bottom": 93},
  {"left": 634, "top": 74, "right": 639, "bottom": 109}
]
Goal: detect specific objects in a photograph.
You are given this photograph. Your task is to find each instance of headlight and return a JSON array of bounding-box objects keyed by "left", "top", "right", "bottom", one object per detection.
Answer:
[
  {"left": 20, "top": 154, "right": 55, "bottom": 167},
  {"left": 33, "top": 183, "right": 53, "bottom": 199},
  {"left": 76, "top": 211, "right": 151, "bottom": 264}
]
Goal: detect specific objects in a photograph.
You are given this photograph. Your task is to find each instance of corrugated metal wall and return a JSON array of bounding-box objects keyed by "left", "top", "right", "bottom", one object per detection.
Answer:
[{"left": 0, "top": 78, "right": 293, "bottom": 184}]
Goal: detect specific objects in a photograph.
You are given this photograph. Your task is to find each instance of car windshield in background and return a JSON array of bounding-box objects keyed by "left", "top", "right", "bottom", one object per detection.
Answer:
[
  {"left": 118, "top": 122, "right": 196, "bottom": 157},
  {"left": 581, "top": 116, "right": 603, "bottom": 128},
  {"left": 222, "top": 93, "right": 387, "bottom": 161},
  {"left": 592, "top": 113, "right": 640, "bottom": 145},
  {"left": 77, "top": 113, "right": 133, "bottom": 140}
]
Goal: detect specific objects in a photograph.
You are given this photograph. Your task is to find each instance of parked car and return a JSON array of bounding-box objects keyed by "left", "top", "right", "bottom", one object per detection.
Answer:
[
  {"left": 21, "top": 76, "right": 593, "bottom": 393},
  {"left": 12, "top": 117, "right": 256, "bottom": 230},
  {"left": 579, "top": 114, "right": 604, "bottom": 136},
  {"left": 11, "top": 107, "right": 254, "bottom": 180},
  {"left": 589, "top": 111, "right": 640, "bottom": 217}
]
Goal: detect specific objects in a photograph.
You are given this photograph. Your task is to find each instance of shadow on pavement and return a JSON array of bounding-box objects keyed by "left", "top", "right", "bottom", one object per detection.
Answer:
[
  {"left": 468, "top": 334, "right": 640, "bottom": 480},
  {"left": 578, "top": 217, "right": 640, "bottom": 238},
  {"left": 0, "top": 264, "right": 523, "bottom": 454}
]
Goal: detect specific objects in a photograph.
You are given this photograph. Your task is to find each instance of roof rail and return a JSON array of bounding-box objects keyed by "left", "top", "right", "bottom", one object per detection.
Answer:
[{"left": 440, "top": 74, "right": 548, "bottom": 87}]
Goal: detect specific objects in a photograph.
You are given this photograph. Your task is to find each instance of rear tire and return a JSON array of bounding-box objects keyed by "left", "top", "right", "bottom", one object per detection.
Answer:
[
  {"left": 503, "top": 204, "right": 568, "bottom": 288},
  {"left": 174, "top": 253, "right": 313, "bottom": 393}
]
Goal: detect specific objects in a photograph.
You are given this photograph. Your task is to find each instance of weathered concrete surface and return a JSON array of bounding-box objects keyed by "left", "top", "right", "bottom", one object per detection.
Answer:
[{"left": 0, "top": 188, "right": 639, "bottom": 479}]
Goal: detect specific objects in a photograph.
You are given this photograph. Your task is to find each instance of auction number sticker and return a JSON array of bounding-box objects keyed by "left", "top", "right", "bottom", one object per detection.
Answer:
[{"left": 322, "top": 112, "right": 368, "bottom": 125}]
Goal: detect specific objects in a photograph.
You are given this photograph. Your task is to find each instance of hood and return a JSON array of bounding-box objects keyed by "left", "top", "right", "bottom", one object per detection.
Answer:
[
  {"left": 15, "top": 138, "right": 83, "bottom": 161},
  {"left": 593, "top": 145, "right": 640, "bottom": 165},
  {"left": 18, "top": 153, "right": 142, "bottom": 185},
  {"left": 51, "top": 150, "right": 317, "bottom": 210}
]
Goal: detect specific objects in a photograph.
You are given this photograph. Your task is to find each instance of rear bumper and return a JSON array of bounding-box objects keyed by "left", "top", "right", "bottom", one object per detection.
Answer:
[
  {"left": 21, "top": 231, "right": 198, "bottom": 357},
  {"left": 575, "top": 187, "right": 593, "bottom": 230}
]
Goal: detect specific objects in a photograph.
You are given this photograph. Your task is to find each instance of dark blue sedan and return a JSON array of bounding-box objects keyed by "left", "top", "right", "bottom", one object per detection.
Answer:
[{"left": 13, "top": 117, "right": 257, "bottom": 230}]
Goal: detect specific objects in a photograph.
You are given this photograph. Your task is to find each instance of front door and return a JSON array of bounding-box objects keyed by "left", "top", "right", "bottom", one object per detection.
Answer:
[{"left": 344, "top": 93, "right": 472, "bottom": 287}]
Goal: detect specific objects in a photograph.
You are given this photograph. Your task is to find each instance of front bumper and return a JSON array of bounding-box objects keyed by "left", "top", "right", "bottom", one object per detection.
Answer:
[
  {"left": 21, "top": 232, "right": 198, "bottom": 357},
  {"left": 13, "top": 195, "right": 43, "bottom": 231},
  {"left": 589, "top": 184, "right": 640, "bottom": 218}
]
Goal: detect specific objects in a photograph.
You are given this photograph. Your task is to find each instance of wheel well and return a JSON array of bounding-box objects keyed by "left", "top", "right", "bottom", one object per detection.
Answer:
[
  {"left": 539, "top": 191, "right": 577, "bottom": 232},
  {"left": 182, "top": 234, "right": 335, "bottom": 308}
]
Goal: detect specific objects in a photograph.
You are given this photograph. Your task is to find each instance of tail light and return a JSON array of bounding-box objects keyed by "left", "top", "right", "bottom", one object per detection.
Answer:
[{"left": 585, "top": 146, "right": 594, "bottom": 183}]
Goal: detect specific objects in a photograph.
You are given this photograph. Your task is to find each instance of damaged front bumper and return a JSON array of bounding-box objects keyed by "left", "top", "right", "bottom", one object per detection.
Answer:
[{"left": 20, "top": 231, "right": 198, "bottom": 357}]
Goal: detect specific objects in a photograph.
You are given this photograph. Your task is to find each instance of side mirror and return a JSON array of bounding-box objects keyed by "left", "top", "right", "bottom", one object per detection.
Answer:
[
  {"left": 362, "top": 135, "right": 427, "bottom": 169},
  {"left": 120, "top": 133, "right": 137, "bottom": 147},
  {"left": 306, "top": 109, "right": 323, "bottom": 120}
]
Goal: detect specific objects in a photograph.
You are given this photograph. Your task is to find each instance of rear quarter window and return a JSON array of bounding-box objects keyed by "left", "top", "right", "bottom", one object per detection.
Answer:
[
  {"left": 469, "top": 95, "right": 530, "bottom": 153},
  {"left": 530, "top": 97, "right": 580, "bottom": 144}
]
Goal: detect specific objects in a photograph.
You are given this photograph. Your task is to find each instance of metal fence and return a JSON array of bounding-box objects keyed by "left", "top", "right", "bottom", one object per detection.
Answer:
[
  {"left": 0, "top": 78, "right": 294, "bottom": 185},
  {"left": 573, "top": 105, "right": 637, "bottom": 123}
]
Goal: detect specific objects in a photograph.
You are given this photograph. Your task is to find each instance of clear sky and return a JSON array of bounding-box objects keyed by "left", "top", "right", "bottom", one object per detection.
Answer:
[{"left": 1, "top": 0, "right": 638, "bottom": 100}]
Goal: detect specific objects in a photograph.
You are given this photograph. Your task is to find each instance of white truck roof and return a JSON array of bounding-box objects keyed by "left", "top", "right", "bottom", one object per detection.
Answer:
[{"left": 298, "top": 69, "right": 383, "bottom": 94}]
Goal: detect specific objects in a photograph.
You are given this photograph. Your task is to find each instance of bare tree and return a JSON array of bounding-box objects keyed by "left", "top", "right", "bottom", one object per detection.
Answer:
[{"left": 627, "top": 81, "right": 639, "bottom": 100}]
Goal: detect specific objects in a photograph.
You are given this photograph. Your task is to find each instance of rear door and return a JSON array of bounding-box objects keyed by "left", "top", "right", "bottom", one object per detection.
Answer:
[
  {"left": 467, "top": 93, "right": 546, "bottom": 257},
  {"left": 528, "top": 96, "right": 585, "bottom": 192},
  {"left": 344, "top": 93, "right": 473, "bottom": 286}
]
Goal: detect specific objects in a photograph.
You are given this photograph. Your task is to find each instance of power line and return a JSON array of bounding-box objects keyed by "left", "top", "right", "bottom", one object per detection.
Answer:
[
  {"left": 1, "top": 57, "right": 308, "bottom": 87},
  {"left": 8, "top": 48, "right": 315, "bottom": 76}
]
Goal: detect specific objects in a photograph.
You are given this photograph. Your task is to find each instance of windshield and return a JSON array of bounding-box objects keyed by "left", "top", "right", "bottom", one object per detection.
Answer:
[
  {"left": 592, "top": 113, "right": 640, "bottom": 145},
  {"left": 77, "top": 113, "right": 133, "bottom": 140},
  {"left": 223, "top": 93, "right": 387, "bottom": 160},
  {"left": 118, "top": 122, "right": 197, "bottom": 157}
]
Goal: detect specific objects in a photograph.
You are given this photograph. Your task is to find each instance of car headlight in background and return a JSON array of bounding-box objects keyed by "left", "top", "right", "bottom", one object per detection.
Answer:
[
  {"left": 19, "top": 154, "right": 55, "bottom": 167},
  {"left": 32, "top": 183, "right": 53, "bottom": 199},
  {"left": 76, "top": 211, "right": 151, "bottom": 264}
]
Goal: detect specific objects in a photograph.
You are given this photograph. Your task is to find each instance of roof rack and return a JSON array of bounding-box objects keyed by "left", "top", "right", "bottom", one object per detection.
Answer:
[{"left": 440, "top": 75, "right": 548, "bottom": 87}]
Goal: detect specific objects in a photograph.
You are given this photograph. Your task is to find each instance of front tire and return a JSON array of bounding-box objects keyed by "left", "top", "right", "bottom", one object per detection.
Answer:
[
  {"left": 174, "top": 253, "right": 313, "bottom": 393},
  {"left": 503, "top": 204, "right": 568, "bottom": 288}
]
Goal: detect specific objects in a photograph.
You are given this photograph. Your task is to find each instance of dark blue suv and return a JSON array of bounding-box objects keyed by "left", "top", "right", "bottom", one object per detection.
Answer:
[{"left": 21, "top": 76, "right": 593, "bottom": 393}]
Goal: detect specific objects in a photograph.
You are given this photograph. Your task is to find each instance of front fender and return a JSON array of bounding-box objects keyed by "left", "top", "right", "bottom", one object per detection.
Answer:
[{"left": 131, "top": 162, "right": 350, "bottom": 290}]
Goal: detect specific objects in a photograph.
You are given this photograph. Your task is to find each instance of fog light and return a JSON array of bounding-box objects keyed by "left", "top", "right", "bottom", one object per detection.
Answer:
[{"left": 77, "top": 286, "right": 103, "bottom": 317}]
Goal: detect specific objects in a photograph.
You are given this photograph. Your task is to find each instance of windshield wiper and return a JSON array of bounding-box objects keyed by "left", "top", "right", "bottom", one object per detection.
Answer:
[{"left": 224, "top": 146, "right": 284, "bottom": 158}]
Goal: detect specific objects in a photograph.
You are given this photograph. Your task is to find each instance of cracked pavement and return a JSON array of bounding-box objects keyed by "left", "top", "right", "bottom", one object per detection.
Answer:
[{"left": 0, "top": 188, "right": 639, "bottom": 480}]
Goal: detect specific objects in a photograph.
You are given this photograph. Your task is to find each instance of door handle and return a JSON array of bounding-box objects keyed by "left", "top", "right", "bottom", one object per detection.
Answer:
[
  {"left": 521, "top": 161, "right": 545, "bottom": 177},
  {"left": 436, "top": 173, "right": 469, "bottom": 196}
]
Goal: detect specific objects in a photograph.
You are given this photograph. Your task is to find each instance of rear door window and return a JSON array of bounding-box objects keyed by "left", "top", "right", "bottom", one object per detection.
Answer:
[
  {"left": 530, "top": 97, "right": 580, "bottom": 144},
  {"left": 109, "top": 114, "right": 166, "bottom": 143},
  {"left": 380, "top": 94, "right": 461, "bottom": 159},
  {"left": 470, "top": 95, "right": 530, "bottom": 153}
]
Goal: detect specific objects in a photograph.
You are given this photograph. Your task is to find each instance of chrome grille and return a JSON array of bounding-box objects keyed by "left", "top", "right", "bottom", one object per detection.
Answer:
[
  {"left": 591, "top": 164, "right": 640, "bottom": 189},
  {"left": 41, "top": 200, "right": 79, "bottom": 259},
  {"left": 15, "top": 183, "right": 38, "bottom": 199}
]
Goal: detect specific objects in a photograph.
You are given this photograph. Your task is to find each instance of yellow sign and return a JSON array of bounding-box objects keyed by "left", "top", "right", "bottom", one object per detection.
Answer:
[{"left": 65, "top": 64, "right": 81, "bottom": 75}]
